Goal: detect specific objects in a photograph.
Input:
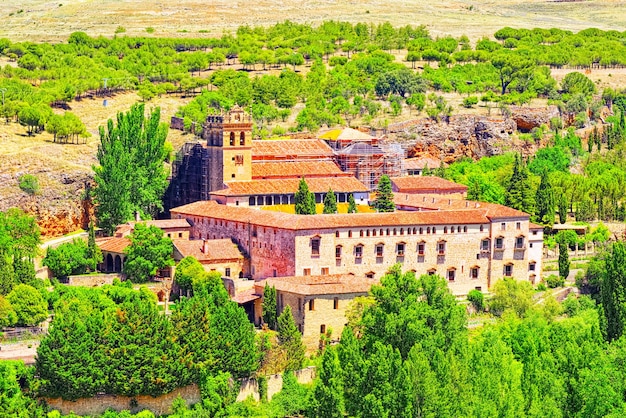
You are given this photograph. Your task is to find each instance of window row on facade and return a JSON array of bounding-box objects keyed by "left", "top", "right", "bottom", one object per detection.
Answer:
[{"left": 333, "top": 225, "right": 479, "bottom": 239}]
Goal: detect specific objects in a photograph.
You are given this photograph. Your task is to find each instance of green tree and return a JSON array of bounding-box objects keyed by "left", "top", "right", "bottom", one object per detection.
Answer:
[
  {"left": 295, "top": 177, "right": 316, "bottom": 215},
  {"left": 535, "top": 169, "right": 555, "bottom": 225},
  {"left": 347, "top": 193, "right": 357, "bottom": 213},
  {"left": 600, "top": 241, "right": 626, "bottom": 341},
  {"left": 556, "top": 230, "right": 576, "bottom": 281},
  {"left": 373, "top": 175, "right": 395, "bottom": 212},
  {"left": 43, "top": 239, "right": 93, "bottom": 279},
  {"left": 506, "top": 153, "right": 535, "bottom": 215},
  {"left": 491, "top": 53, "right": 535, "bottom": 95},
  {"left": 123, "top": 224, "right": 174, "bottom": 283},
  {"left": 489, "top": 278, "right": 534, "bottom": 317},
  {"left": 0, "top": 294, "right": 17, "bottom": 327},
  {"left": 6, "top": 284, "right": 48, "bottom": 326},
  {"left": 277, "top": 305, "right": 305, "bottom": 371},
  {"left": 93, "top": 103, "right": 169, "bottom": 235},
  {"left": 86, "top": 221, "right": 102, "bottom": 271},
  {"left": 308, "top": 347, "right": 345, "bottom": 418},
  {"left": 262, "top": 284, "right": 278, "bottom": 330},
  {"left": 323, "top": 188, "right": 338, "bottom": 214},
  {"left": 174, "top": 256, "right": 205, "bottom": 296}
]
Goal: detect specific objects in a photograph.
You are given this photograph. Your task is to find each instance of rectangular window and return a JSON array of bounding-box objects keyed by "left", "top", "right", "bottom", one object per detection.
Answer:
[
  {"left": 470, "top": 267, "right": 479, "bottom": 279},
  {"left": 320, "top": 324, "right": 326, "bottom": 334},
  {"left": 501, "top": 222, "right": 506, "bottom": 231},
  {"left": 321, "top": 267, "right": 329, "bottom": 275},
  {"left": 481, "top": 239, "right": 490, "bottom": 251},
  {"left": 437, "top": 242, "right": 446, "bottom": 255},
  {"left": 335, "top": 246, "right": 342, "bottom": 259},
  {"left": 418, "top": 243, "right": 425, "bottom": 256},
  {"left": 235, "top": 154, "right": 244, "bottom": 165},
  {"left": 311, "top": 238, "right": 320, "bottom": 256},
  {"left": 376, "top": 244, "right": 384, "bottom": 257},
  {"left": 516, "top": 222, "right": 521, "bottom": 230},
  {"left": 495, "top": 237, "right": 504, "bottom": 250},
  {"left": 333, "top": 298, "right": 339, "bottom": 310},
  {"left": 505, "top": 265, "right": 513, "bottom": 277},
  {"left": 397, "top": 243, "right": 405, "bottom": 256},
  {"left": 447, "top": 269, "right": 456, "bottom": 281},
  {"left": 355, "top": 246, "right": 363, "bottom": 258},
  {"left": 225, "top": 268, "right": 231, "bottom": 277},
  {"left": 516, "top": 237, "right": 524, "bottom": 249},
  {"left": 309, "top": 299, "right": 315, "bottom": 311},
  {"left": 529, "top": 263, "right": 536, "bottom": 271},
  {"left": 303, "top": 268, "right": 311, "bottom": 276}
]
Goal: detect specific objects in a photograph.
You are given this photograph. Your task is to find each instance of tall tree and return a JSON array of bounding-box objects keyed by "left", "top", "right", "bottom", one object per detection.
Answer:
[
  {"left": 323, "top": 188, "right": 338, "bottom": 214},
  {"left": 262, "top": 284, "right": 278, "bottom": 330},
  {"left": 307, "top": 347, "right": 345, "bottom": 418},
  {"left": 86, "top": 221, "right": 102, "bottom": 272},
  {"left": 295, "top": 177, "right": 316, "bottom": 215},
  {"left": 506, "top": 154, "right": 535, "bottom": 215},
  {"left": 535, "top": 169, "right": 555, "bottom": 225},
  {"left": 373, "top": 175, "right": 395, "bottom": 213},
  {"left": 123, "top": 224, "right": 174, "bottom": 283},
  {"left": 93, "top": 103, "right": 169, "bottom": 235},
  {"left": 347, "top": 193, "right": 357, "bottom": 213},
  {"left": 277, "top": 305, "right": 305, "bottom": 371},
  {"left": 601, "top": 241, "right": 626, "bottom": 341},
  {"left": 556, "top": 230, "right": 576, "bottom": 282}
]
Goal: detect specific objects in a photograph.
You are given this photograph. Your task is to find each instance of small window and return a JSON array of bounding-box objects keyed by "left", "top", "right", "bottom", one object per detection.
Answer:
[
  {"left": 376, "top": 244, "right": 384, "bottom": 257},
  {"left": 463, "top": 226, "right": 468, "bottom": 232},
  {"left": 470, "top": 267, "right": 479, "bottom": 279},
  {"left": 481, "top": 239, "right": 490, "bottom": 251},
  {"left": 225, "top": 268, "right": 231, "bottom": 277},
  {"left": 355, "top": 245, "right": 363, "bottom": 258},
  {"left": 427, "top": 227, "right": 431, "bottom": 234},
  {"left": 309, "top": 299, "right": 315, "bottom": 310},
  {"left": 516, "top": 222, "right": 521, "bottom": 230},
  {"left": 366, "top": 272, "right": 375, "bottom": 279},
  {"left": 504, "top": 264, "right": 513, "bottom": 277},
  {"left": 360, "top": 230, "right": 364, "bottom": 237},
  {"left": 501, "top": 222, "right": 506, "bottom": 231},
  {"left": 444, "top": 227, "right": 448, "bottom": 233},
  {"left": 335, "top": 231, "right": 340, "bottom": 237},
  {"left": 532, "top": 230, "right": 538, "bottom": 236},
  {"left": 335, "top": 246, "right": 342, "bottom": 259},
  {"left": 437, "top": 241, "right": 446, "bottom": 255},
  {"left": 419, "top": 227, "right": 423, "bottom": 234},
  {"left": 447, "top": 269, "right": 456, "bottom": 281},
  {"left": 373, "top": 229, "right": 377, "bottom": 237},
  {"left": 229, "top": 132, "right": 235, "bottom": 146},
  {"left": 427, "top": 269, "right": 436, "bottom": 276},
  {"left": 311, "top": 237, "right": 320, "bottom": 256},
  {"left": 495, "top": 237, "right": 504, "bottom": 250},
  {"left": 417, "top": 242, "right": 425, "bottom": 256},
  {"left": 516, "top": 236, "right": 525, "bottom": 249},
  {"left": 529, "top": 262, "right": 536, "bottom": 271},
  {"left": 179, "top": 232, "right": 183, "bottom": 238},
  {"left": 348, "top": 230, "right": 353, "bottom": 238},
  {"left": 450, "top": 226, "right": 455, "bottom": 233},
  {"left": 273, "top": 269, "right": 277, "bottom": 277},
  {"left": 321, "top": 267, "right": 329, "bottom": 275},
  {"left": 235, "top": 154, "right": 244, "bottom": 165},
  {"left": 333, "top": 298, "right": 339, "bottom": 310},
  {"left": 304, "top": 268, "right": 311, "bottom": 276},
  {"left": 480, "top": 225, "right": 484, "bottom": 232},
  {"left": 397, "top": 243, "right": 405, "bottom": 256},
  {"left": 240, "top": 132, "right": 245, "bottom": 145},
  {"left": 432, "top": 227, "right": 436, "bottom": 234},
  {"left": 320, "top": 324, "right": 326, "bottom": 334}
]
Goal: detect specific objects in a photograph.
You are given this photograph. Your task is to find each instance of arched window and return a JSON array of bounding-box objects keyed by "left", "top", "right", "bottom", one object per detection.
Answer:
[
  {"left": 240, "top": 131, "right": 245, "bottom": 145},
  {"left": 229, "top": 131, "right": 235, "bottom": 146}
]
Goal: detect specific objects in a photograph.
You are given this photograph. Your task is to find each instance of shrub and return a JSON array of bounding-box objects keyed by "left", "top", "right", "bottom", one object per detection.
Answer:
[
  {"left": 145, "top": 27, "right": 155, "bottom": 34},
  {"left": 545, "top": 274, "right": 565, "bottom": 289},
  {"left": 462, "top": 96, "right": 479, "bottom": 108},
  {"left": 467, "top": 289, "right": 484, "bottom": 312},
  {"left": 18, "top": 174, "right": 39, "bottom": 195}
]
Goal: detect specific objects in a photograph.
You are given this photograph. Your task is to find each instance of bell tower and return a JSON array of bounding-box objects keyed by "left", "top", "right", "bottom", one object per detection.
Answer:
[{"left": 204, "top": 106, "right": 253, "bottom": 191}]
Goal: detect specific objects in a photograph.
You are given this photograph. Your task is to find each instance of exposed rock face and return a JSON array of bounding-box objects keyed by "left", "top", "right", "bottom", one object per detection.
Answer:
[
  {"left": 386, "top": 114, "right": 528, "bottom": 162},
  {"left": 510, "top": 105, "right": 560, "bottom": 132}
]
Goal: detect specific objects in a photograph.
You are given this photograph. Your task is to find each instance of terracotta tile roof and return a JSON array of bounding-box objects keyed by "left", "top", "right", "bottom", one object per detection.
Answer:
[
  {"left": 232, "top": 288, "right": 260, "bottom": 304},
  {"left": 251, "top": 161, "right": 347, "bottom": 179},
  {"left": 172, "top": 238, "right": 243, "bottom": 262},
  {"left": 256, "top": 274, "right": 376, "bottom": 296},
  {"left": 390, "top": 176, "right": 468, "bottom": 193},
  {"left": 129, "top": 219, "right": 191, "bottom": 229},
  {"left": 251, "top": 139, "right": 334, "bottom": 159},
  {"left": 403, "top": 157, "right": 442, "bottom": 170},
  {"left": 171, "top": 200, "right": 493, "bottom": 231},
  {"left": 97, "top": 237, "right": 131, "bottom": 253},
  {"left": 319, "top": 127, "right": 374, "bottom": 141},
  {"left": 212, "top": 177, "right": 369, "bottom": 196},
  {"left": 529, "top": 223, "right": 544, "bottom": 230},
  {"left": 393, "top": 193, "right": 529, "bottom": 219}
]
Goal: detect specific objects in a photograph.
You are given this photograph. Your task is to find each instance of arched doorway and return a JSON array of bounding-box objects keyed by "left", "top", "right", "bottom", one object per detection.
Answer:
[
  {"left": 114, "top": 255, "right": 122, "bottom": 272},
  {"left": 106, "top": 254, "right": 114, "bottom": 272}
]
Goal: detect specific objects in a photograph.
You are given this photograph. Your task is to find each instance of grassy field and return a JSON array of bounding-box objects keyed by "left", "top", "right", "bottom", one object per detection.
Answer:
[{"left": 2, "top": 0, "right": 625, "bottom": 42}]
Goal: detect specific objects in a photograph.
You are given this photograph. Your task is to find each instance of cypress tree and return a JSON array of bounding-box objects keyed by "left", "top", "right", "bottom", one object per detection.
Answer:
[
  {"left": 277, "top": 305, "right": 305, "bottom": 371},
  {"left": 323, "top": 188, "right": 338, "bottom": 214},
  {"left": 308, "top": 347, "right": 345, "bottom": 418},
  {"left": 295, "top": 178, "right": 316, "bottom": 215},
  {"left": 373, "top": 175, "right": 395, "bottom": 213},
  {"left": 347, "top": 193, "right": 357, "bottom": 213},
  {"left": 535, "top": 170, "right": 555, "bottom": 225},
  {"left": 86, "top": 221, "right": 102, "bottom": 272},
  {"left": 262, "top": 284, "right": 278, "bottom": 330},
  {"left": 505, "top": 154, "right": 534, "bottom": 215}
]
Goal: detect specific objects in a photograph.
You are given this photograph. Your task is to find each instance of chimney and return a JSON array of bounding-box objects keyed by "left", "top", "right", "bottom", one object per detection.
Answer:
[{"left": 202, "top": 239, "right": 209, "bottom": 254}]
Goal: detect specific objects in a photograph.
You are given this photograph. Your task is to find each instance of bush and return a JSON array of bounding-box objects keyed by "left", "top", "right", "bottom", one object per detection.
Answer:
[
  {"left": 18, "top": 174, "right": 39, "bottom": 195},
  {"left": 545, "top": 274, "right": 565, "bottom": 289},
  {"left": 467, "top": 289, "right": 484, "bottom": 312},
  {"left": 462, "top": 96, "right": 479, "bottom": 108}
]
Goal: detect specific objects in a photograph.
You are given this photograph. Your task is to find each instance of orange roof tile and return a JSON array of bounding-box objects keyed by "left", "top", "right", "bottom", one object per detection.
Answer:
[
  {"left": 403, "top": 157, "right": 442, "bottom": 170},
  {"left": 319, "top": 127, "right": 374, "bottom": 141},
  {"left": 529, "top": 223, "right": 544, "bottom": 230},
  {"left": 251, "top": 161, "right": 347, "bottom": 179},
  {"left": 129, "top": 219, "right": 191, "bottom": 229},
  {"left": 171, "top": 200, "right": 493, "bottom": 231},
  {"left": 393, "top": 193, "right": 529, "bottom": 219},
  {"left": 98, "top": 237, "right": 131, "bottom": 253},
  {"left": 256, "top": 274, "right": 376, "bottom": 296},
  {"left": 212, "top": 177, "right": 368, "bottom": 196},
  {"left": 232, "top": 288, "right": 260, "bottom": 304},
  {"left": 251, "top": 139, "right": 334, "bottom": 159},
  {"left": 390, "top": 176, "right": 468, "bottom": 193},
  {"left": 173, "top": 238, "right": 243, "bottom": 262}
]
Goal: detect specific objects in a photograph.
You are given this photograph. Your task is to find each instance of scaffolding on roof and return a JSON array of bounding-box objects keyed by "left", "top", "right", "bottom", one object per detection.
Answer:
[{"left": 334, "top": 141, "right": 404, "bottom": 191}]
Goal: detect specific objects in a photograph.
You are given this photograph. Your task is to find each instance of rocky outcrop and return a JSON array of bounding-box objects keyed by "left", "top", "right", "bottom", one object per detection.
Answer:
[
  {"left": 386, "top": 114, "right": 525, "bottom": 162},
  {"left": 510, "top": 105, "right": 560, "bottom": 132}
]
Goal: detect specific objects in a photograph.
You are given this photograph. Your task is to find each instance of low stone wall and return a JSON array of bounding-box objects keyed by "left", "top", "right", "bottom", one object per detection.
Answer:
[
  {"left": 46, "top": 384, "right": 201, "bottom": 416},
  {"left": 237, "top": 367, "right": 316, "bottom": 402},
  {"left": 66, "top": 273, "right": 122, "bottom": 287}
]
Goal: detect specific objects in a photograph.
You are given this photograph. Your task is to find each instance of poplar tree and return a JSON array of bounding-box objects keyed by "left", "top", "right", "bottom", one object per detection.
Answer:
[
  {"left": 323, "top": 188, "right": 338, "bottom": 214},
  {"left": 347, "top": 193, "right": 357, "bottom": 213},
  {"left": 277, "top": 305, "right": 305, "bottom": 371},
  {"left": 373, "top": 175, "right": 395, "bottom": 213},
  {"left": 308, "top": 347, "right": 345, "bottom": 418},
  {"left": 535, "top": 170, "right": 555, "bottom": 225},
  {"left": 295, "top": 178, "right": 316, "bottom": 215},
  {"left": 506, "top": 154, "right": 534, "bottom": 215},
  {"left": 93, "top": 103, "right": 169, "bottom": 235},
  {"left": 262, "top": 284, "right": 278, "bottom": 330}
]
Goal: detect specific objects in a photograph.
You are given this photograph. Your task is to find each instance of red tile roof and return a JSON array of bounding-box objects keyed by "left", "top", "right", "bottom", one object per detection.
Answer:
[
  {"left": 403, "top": 157, "right": 442, "bottom": 170},
  {"left": 129, "top": 219, "right": 191, "bottom": 229},
  {"left": 251, "top": 139, "right": 334, "bottom": 159},
  {"left": 173, "top": 238, "right": 243, "bottom": 262},
  {"left": 390, "top": 176, "right": 468, "bottom": 193},
  {"left": 171, "top": 200, "right": 494, "bottom": 231},
  {"left": 232, "top": 288, "right": 260, "bottom": 304},
  {"left": 212, "top": 177, "right": 369, "bottom": 196},
  {"left": 393, "top": 193, "right": 529, "bottom": 219},
  {"left": 256, "top": 274, "right": 376, "bottom": 296},
  {"left": 529, "top": 223, "right": 544, "bottom": 230},
  {"left": 251, "top": 161, "right": 347, "bottom": 179},
  {"left": 97, "top": 237, "right": 131, "bottom": 253}
]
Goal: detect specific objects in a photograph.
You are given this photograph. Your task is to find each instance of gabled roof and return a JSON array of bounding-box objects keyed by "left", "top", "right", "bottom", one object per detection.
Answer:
[
  {"left": 256, "top": 274, "right": 376, "bottom": 296},
  {"left": 97, "top": 237, "right": 131, "bottom": 253},
  {"left": 393, "top": 193, "right": 529, "bottom": 219},
  {"left": 403, "top": 157, "right": 442, "bottom": 170},
  {"left": 128, "top": 219, "right": 191, "bottom": 229},
  {"left": 212, "top": 177, "right": 369, "bottom": 196},
  {"left": 171, "top": 200, "right": 493, "bottom": 231},
  {"left": 172, "top": 238, "right": 243, "bottom": 262},
  {"left": 251, "top": 139, "right": 334, "bottom": 159},
  {"left": 390, "top": 176, "right": 468, "bottom": 193},
  {"left": 251, "top": 161, "right": 347, "bottom": 179}
]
